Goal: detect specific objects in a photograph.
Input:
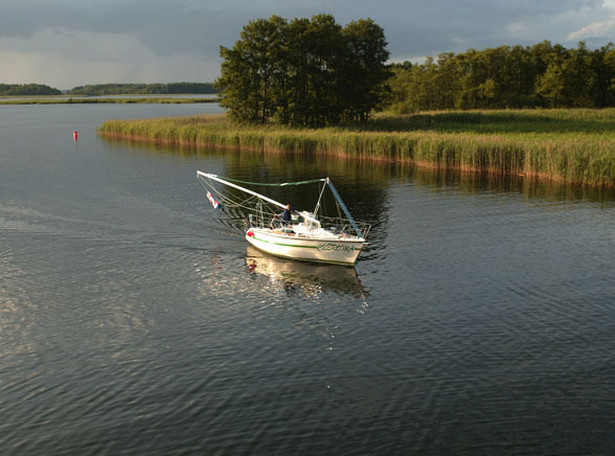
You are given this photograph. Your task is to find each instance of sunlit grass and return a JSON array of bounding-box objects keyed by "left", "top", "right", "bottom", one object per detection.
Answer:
[{"left": 98, "top": 109, "right": 615, "bottom": 187}]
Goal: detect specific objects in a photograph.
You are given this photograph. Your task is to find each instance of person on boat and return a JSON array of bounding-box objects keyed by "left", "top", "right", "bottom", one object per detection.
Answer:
[{"left": 282, "top": 204, "right": 293, "bottom": 224}]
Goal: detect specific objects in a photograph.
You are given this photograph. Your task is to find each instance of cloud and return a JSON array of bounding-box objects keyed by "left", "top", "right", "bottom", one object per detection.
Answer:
[
  {"left": 568, "top": 17, "right": 615, "bottom": 40},
  {"left": 1, "top": 0, "right": 614, "bottom": 88},
  {"left": 0, "top": 28, "right": 147, "bottom": 62},
  {"left": 565, "top": 0, "right": 615, "bottom": 42},
  {"left": 0, "top": 46, "right": 220, "bottom": 89},
  {"left": 381, "top": 0, "right": 609, "bottom": 57},
  {"left": 0, "top": 27, "right": 220, "bottom": 88}
]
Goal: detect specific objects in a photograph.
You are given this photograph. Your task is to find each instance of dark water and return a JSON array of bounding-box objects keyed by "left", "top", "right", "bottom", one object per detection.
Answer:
[{"left": 2, "top": 104, "right": 615, "bottom": 455}]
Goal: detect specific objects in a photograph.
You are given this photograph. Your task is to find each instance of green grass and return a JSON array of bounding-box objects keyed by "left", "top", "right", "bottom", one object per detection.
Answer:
[{"left": 98, "top": 109, "right": 615, "bottom": 187}]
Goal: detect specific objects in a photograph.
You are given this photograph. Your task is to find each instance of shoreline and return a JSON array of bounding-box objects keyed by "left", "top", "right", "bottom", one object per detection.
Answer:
[
  {"left": 100, "top": 131, "right": 579, "bottom": 185},
  {"left": 0, "top": 97, "right": 219, "bottom": 105},
  {"left": 98, "top": 109, "right": 615, "bottom": 188}
]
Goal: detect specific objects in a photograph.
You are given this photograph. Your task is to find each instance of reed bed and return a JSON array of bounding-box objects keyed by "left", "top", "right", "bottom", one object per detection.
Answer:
[{"left": 98, "top": 109, "right": 615, "bottom": 187}]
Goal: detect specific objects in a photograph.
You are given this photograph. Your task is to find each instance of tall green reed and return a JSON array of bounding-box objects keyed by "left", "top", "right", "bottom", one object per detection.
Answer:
[{"left": 98, "top": 110, "right": 615, "bottom": 187}]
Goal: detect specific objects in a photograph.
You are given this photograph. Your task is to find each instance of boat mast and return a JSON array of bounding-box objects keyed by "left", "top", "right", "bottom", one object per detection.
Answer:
[{"left": 326, "top": 178, "right": 364, "bottom": 239}]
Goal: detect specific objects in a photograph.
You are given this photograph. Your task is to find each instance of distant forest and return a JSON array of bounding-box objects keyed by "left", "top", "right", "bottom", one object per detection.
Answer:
[
  {"left": 386, "top": 41, "right": 615, "bottom": 112},
  {"left": 67, "top": 83, "right": 216, "bottom": 96},
  {"left": 6, "top": 39, "right": 615, "bottom": 113},
  {"left": 0, "top": 82, "right": 216, "bottom": 96},
  {"left": 0, "top": 84, "right": 62, "bottom": 96}
]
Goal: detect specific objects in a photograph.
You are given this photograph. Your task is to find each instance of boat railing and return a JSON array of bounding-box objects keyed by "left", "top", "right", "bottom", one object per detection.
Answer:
[{"left": 249, "top": 211, "right": 370, "bottom": 239}]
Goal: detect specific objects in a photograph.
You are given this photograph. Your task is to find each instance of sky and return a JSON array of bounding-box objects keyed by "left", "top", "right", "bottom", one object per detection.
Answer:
[{"left": 3, "top": 0, "right": 615, "bottom": 89}]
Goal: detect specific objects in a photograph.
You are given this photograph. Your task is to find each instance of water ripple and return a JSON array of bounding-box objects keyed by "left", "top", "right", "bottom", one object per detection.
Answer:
[{"left": 3, "top": 107, "right": 615, "bottom": 454}]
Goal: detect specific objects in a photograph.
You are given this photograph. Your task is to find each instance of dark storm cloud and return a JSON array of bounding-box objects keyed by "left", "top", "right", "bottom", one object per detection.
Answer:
[
  {"left": 1, "top": 0, "right": 605, "bottom": 55},
  {"left": 1, "top": 0, "right": 613, "bottom": 86},
  {"left": 1, "top": 0, "right": 324, "bottom": 57},
  {"left": 372, "top": 0, "right": 607, "bottom": 58}
]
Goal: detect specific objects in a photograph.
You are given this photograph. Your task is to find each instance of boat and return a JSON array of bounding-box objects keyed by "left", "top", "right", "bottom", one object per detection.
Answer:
[{"left": 197, "top": 171, "right": 370, "bottom": 266}]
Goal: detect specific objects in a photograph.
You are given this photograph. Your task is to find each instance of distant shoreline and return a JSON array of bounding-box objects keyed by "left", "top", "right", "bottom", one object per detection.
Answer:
[{"left": 0, "top": 96, "right": 220, "bottom": 105}]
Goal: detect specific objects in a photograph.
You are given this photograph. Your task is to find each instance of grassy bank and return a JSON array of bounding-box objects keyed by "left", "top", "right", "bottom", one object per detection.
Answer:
[
  {"left": 98, "top": 109, "right": 615, "bottom": 187},
  {"left": 0, "top": 97, "right": 219, "bottom": 105}
]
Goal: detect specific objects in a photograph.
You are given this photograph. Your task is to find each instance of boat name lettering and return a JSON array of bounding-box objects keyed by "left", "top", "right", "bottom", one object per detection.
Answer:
[{"left": 317, "top": 243, "right": 354, "bottom": 252}]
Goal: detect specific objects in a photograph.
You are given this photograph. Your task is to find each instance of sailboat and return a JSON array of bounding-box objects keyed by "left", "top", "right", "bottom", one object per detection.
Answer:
[{"left": 197, "top": 171, "right": 370, "bottom": 266}]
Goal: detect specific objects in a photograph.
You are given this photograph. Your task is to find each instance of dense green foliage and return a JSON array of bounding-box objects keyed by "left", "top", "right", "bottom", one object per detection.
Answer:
[
  {"left": 0, "top": 84, "right": 61, "bottom": 96},
  {"left": 386, "top": 41, "right": 615, "bottom": 112},
  {"left": 215, "top": 14, "right": 390, "bottom": 126},
  {"left": 99, "top": 109, "right": 615, "bottom": 187},
  {"left": 68, "top": 83, "right": 216, "bottom": 96}
]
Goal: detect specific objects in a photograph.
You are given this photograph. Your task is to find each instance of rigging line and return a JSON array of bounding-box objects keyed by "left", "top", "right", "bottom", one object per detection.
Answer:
[
  {"left": 212, "top": 175, "right": 326, "bottom": 187},
  {"left": 198, "top": 171, "right": 286, "bottom": 210},
  {"left": 313, "top": 180, "right": 328, "bottom": 218},
  {"left": 198, "top": 176, "right": 252, "bottom": 209}
]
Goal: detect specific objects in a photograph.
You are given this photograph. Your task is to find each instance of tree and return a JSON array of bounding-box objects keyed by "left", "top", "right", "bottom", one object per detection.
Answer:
[
  {"left": 384, "top": 40, "right": 615, "bottom": 112},
  {"left": 0, "top": 84, "right": 61, "bottom": 96},
  {"left": 535, "top": 42, "right": 596, "bottom": 107},
  {"left": 600, "top": 43, "right": 615, "bottom": 106},
  {"left": 216, "top": 14, "right": 390, "bottom": 126},
  {"left": 341, "top": 18, "right": 390, "bottom": 121},
  {"left": 294, "top": 14, "right": 345, "bottom": 126},
  {"left": 216, "top": 16, "right": 288, "bottom": 123}
]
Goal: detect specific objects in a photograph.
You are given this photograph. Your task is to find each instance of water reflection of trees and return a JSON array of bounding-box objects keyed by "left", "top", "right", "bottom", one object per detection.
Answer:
[
  {"left": 104, "top": 136, "right": 615, "bottom": 207},
  {"left": 411, "top": 167, "right": 615, "bottom": 204},
  {"left": 218, "top": 147, "right": 615, "bottom": 213}
]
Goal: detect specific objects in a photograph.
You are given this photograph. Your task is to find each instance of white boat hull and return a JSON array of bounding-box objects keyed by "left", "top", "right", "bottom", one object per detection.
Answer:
[{"left": 246, "top": 227, "right": 365, "bottom": 265}]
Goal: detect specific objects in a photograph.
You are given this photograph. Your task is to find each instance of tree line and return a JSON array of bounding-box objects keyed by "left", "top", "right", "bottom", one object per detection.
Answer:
[
  {"left": 0, "top": 84, "right": 61, "bottom": 96},
  {"left": 0, "top": 83, "right": 216, "bottom": 96},
  {"left": 215, "top": 14, "right": 390, "bottom": 126},
  {"left": 386, "top": 41, "right": 615, "bottom": 112},
  {"left": 68, "top": 83, "right": 216, "bottom": 96}
]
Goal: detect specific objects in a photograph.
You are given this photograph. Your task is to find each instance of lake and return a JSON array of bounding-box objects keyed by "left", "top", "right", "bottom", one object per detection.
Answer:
[{"left": 1, "top": 103, "right": 615, "bottom": 455}]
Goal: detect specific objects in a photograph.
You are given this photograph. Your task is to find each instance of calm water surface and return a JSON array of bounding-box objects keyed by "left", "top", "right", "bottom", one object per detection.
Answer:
[{"left": 2, "top": 104, "right": 615, "bottom": 455}]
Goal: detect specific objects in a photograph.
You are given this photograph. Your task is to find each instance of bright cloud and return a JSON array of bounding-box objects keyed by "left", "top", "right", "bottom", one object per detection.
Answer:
[{"left": 568, "top": 17, "right": 615, "bottom": 40}]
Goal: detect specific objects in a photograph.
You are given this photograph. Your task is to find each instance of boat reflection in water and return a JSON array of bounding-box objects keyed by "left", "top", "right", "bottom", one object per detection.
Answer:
[{"left": 245, "top": 246, "right": 367, "bottom": 300}]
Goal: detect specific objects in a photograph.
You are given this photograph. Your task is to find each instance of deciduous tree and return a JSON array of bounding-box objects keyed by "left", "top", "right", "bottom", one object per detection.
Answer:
[{"left": 216, "top": 14, "right": 389, "bottom": 126}]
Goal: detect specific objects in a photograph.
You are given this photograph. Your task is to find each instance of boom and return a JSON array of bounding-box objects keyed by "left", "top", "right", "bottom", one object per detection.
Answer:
[
  {"left": 197, "top": 171, "right": 287, "bottom": 210},
  {"left": 197, "top": 171, "right": 363, "bottom": 237}
]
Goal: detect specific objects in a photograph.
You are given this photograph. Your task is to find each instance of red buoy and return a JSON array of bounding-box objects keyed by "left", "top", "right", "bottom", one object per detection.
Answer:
[{"left": 73, "top": 131, "right": 78, "bottom": 140}]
